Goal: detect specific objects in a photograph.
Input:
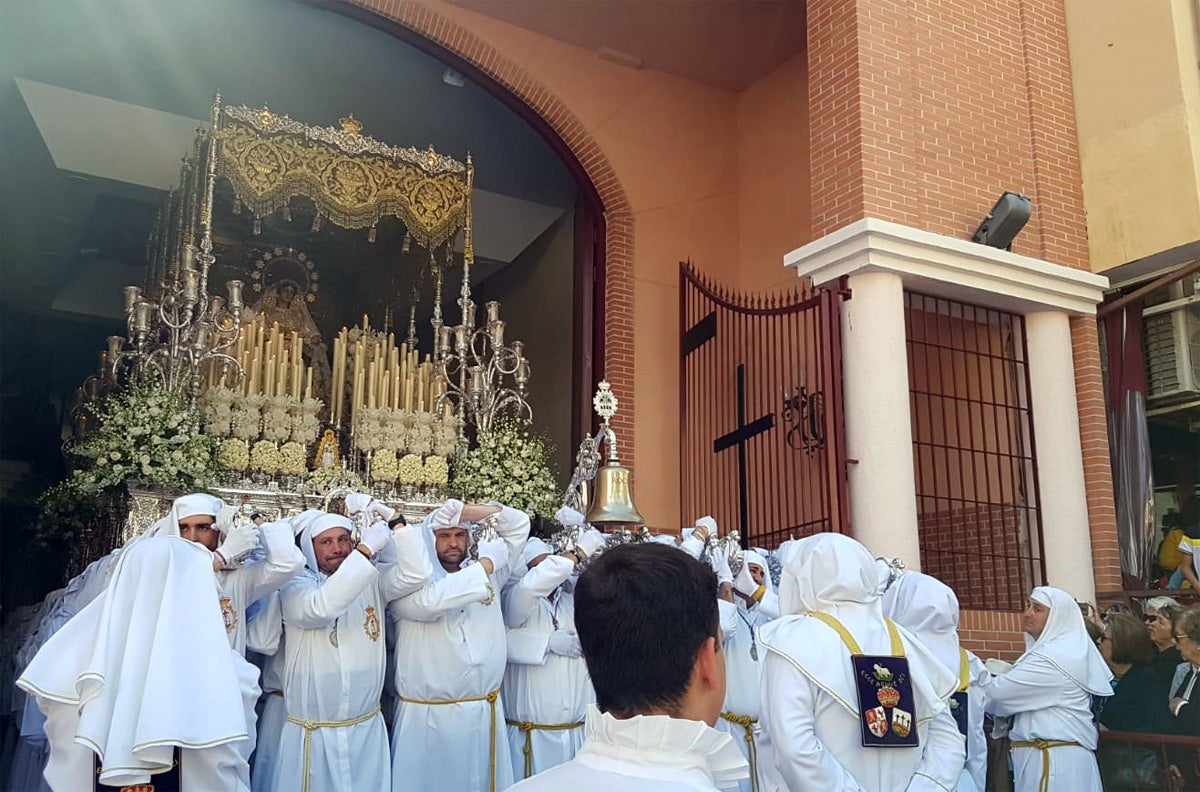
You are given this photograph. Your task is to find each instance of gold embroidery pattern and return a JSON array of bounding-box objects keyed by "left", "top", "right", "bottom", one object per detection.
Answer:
[
  {"left": 363, "top": 606, "right": 381, "bottom": 641},
  {"left": 216, "top": 111, "right": 470, "bottom": 250}
]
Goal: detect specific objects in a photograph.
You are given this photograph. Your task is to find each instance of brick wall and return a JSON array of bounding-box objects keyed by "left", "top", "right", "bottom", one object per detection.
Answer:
[
  {"left": 920, "top": 504, "right": 1039, "bottom": 613},
  {"left": 809, "top": 0, "right": 1118, "bottom": 592},
  {"left": 960, "top": 609, "right": 1026, "bottom": 661},
  {"left": 807, "top": 0, "right": 1089, "bottom": 270}
]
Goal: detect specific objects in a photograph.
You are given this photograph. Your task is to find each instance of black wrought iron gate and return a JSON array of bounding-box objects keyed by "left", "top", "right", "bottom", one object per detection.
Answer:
[{"left": 680, "top": 262, "right": 849, "bottom": 549}]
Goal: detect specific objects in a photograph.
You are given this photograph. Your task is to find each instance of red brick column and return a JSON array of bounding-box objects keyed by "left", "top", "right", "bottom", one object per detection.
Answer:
[{"left": 807, "top": 0, "right": 1118, "bottom": 595}]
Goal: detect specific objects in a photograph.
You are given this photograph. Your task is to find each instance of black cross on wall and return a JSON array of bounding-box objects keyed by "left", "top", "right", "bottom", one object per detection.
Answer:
[{"left": 713, "top": 364, "right": 774, "bottom": 542}]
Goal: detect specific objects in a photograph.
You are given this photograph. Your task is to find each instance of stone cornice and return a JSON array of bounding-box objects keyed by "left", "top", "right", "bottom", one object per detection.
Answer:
[{"left": 785, "top": 218, "right": 1109, "bottom": 315}]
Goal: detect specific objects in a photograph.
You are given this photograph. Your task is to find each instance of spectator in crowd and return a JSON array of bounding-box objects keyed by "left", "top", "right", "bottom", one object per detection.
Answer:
[
  {"left": 1166, "top": 607, "right": 1200, "bottom": 735},
  {"left": 1096, "top": 613, "right": 1173, "bottom": 734},
  {"left": 1142, "top": 597, "right": 1183, "bottom": 683}
]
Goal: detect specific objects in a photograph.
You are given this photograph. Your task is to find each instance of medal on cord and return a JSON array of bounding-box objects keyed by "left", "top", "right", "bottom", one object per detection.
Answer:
[{"left": 737, "top": 609, "right": 759, "bottom": 661}]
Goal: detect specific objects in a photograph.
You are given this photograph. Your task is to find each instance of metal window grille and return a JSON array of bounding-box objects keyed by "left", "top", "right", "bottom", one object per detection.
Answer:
[{"left": 904, "top": 292, "right": 1045, "bottom": 611}]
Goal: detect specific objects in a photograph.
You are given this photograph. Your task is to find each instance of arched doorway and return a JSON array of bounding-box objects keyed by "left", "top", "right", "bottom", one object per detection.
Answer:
[{"left": 318, "top": 0, "right": 637, "bottom": 458}]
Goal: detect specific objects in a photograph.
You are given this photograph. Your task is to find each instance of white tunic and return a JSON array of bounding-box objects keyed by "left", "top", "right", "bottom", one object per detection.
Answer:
[
  {"left": 509, "top": 705, "right": 749, "bottom": 792},
  {"left": 272, "top": 525, "right": 431, "bottom": 792},
  {"left": 980, "top": 653, "right": 1103, "bottom": 791},
  {"left": 220, "top": 522, "right": 304, "bottom": 656},
  {"left": 502, "top": 555, "right": 594, "bottom": 780},
  {"left": 390, "top": 505, "right": 530, "bottom": 792},
  {"left": 718, "top": 594, "right": 778, "bottom": 792}
]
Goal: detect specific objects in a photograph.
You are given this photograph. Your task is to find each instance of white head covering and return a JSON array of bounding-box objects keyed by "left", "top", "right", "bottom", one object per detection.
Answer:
[
  {"left": 299, "top": 513, "right": 353, "bottom": 574},
  {"left": 17, "top": 537, "right": 250, "bottom": 786},
  {"left": 759, "top": 532, "right": 958, "bottom": 718},
  {"left": 1023, "top": 586, "right": 1112, "bottom": 695},
  {"left": 881, "top": 571, "right": 960, "bottom": 673},
  {"left": 147, "top": 493, "right": 224, "bottom": 539},
  {"left": 288, "top": 509, "right": 324, "bottom": 538},
  {"left": 521, "top": 537, "right": 554, "bottom": 568},
  {"left": 742, "top": 549, "right": 774, "bottom": 594},
  {"left": 694, "top": 515, "right": 718, "bottom": 535}
]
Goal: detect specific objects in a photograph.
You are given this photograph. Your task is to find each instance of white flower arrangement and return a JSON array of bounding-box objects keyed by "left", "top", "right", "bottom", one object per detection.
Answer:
[
  {"left": 67, "top": 372, "right": 217, "bottom": 493},
  {"left": 230, "top": 394, "right": 263, "bottom": 441},
  {"left": 450, "top": 418, "right": 559, "bottom": 520},
  {"left": 217, "top": 438, "right": 250, "bottom": 471},
  {"left": 291, "top": 398, "right": 323, "bottom": 445},
  {"left": 278, "top": 441, "right": 308, "bottom": 476},
  {"left": 397, "top": 453, "right": 424, "bottom": 486},
  {"left": 249, "top": 440, "right": 281, "bottom": 473},
  {"left": 261, "top": 397, "right": 292, "bottom": 443},
  {"left": 371, "top": 450, "right": 399, "bottom": 483},
  {"left": 423, "top": 455, "right": 449, "bottom": 487}
]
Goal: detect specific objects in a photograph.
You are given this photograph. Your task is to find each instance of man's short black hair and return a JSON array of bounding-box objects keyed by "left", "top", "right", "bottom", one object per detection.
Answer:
[{"left": 574, "top": 542, "right": 719, "bottom": 717}]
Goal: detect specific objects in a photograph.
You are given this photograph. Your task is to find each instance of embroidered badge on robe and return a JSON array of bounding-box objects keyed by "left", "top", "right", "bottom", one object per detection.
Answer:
[
  {"left": 220, "top": 597, "right": 237, "bottom": 634},
  {"left": 949, "top": 691, "right": 969, "bottom": 739},
  {"left": 852, "top": 655, "right": 919, "bottom": 748},
  {"left": 363, "top": 605, "right": 381, "bottom": 641}
]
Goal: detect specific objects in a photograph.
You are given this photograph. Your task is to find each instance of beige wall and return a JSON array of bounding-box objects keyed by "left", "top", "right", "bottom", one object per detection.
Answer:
[
  {"left": 1066, "top": 0, "right": 1200, "bottom": 272},
  {"left": 412, "top": 1, "right": 815, "bottom": 531}
]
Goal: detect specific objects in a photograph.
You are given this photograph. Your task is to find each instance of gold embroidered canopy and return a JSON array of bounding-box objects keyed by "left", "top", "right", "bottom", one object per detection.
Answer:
[{"left": 216, "top": 102, "right": 474, "bottom": 254}]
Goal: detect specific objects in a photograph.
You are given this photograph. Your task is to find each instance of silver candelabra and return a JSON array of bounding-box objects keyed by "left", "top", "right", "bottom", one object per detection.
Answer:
[{"left": 105, "top": 93, "right": 245, "bottom": 398}]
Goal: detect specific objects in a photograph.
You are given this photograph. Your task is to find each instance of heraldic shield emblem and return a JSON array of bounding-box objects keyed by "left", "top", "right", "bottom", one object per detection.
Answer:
[
  {"left": 220, "top": 596, "right": 237, "bottom": 634},
  {"left": 363, "top": 605, "right": 381, "bottom": 641},
  {"left": 851, "top": 655, "right": 920, "bottom": 748}
]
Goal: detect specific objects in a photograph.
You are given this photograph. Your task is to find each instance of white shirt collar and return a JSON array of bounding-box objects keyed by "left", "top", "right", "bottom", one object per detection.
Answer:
[{"left": 576, "top": 704, "right": 749, "bottom": 789}]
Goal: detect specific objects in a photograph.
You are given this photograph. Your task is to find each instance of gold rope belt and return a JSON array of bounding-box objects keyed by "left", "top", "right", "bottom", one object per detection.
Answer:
[
  {"left": 285, "top": 705, "right": 381, "bottom": 792},
  {"left": 719, "top": 711, "right": 760, "bottom": 792},
  {"left": 397, "top": 689, "right": 500, "bottom": 792},
  {"left": 1009, "top": 738, "right": 1083, "bottom": 792},
  {"left": 504, "top": 718, "right": 585, "bottom": 779}
]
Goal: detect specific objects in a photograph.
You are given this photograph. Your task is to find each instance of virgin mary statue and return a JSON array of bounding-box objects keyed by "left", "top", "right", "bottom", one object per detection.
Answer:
[{"left": 246, "top": 279, "right": 331, "bottom": 400}]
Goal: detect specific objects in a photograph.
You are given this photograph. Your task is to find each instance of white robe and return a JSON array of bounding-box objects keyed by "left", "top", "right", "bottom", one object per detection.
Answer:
[
  {"left": 18, "top": 537, "right": 256, "bottom": 791},
  {"left": 718, "top": 595, "right": 777, "bottom": 792},
  {"left": 272, "top": 525, "right": 431, "bottom": 792},
  {"left": 219, "top": 522, "right": 304, "bottom": 656},
  {"left": 502, "top": 556, "right": 594, "bottom": 781},
  {"left": 508, "top": 705, "right": 749, "bottom": 792},
  {"left": 390, "top": 505, "right": 530, "bottom": 792},
  {"left": 757, "top": 534, "right": 965, "bottom": 792},
  {"left": 979, "top": 653, "right": 1103, "bottom": 791},
  {"left": 978, "top": 586, "right": 1109, "bottom": 792}
]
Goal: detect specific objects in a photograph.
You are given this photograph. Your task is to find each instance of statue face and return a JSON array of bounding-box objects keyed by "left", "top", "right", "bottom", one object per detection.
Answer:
[{"left": 278, "top": 283, "right": 297, "bottom": 306}]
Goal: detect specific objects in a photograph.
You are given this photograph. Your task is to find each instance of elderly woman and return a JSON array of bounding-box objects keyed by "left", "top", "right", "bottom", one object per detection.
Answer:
[
  {"left": 1096, "top": 613, "right": 1173, "bottom": 734},
  {"left": 1166, "top": 606, "right": 1200, "bottom": 735},
  {"left": 981, "top": 586, "right": 1112, "bottom": 792},
  {"left": 1142, "top": 596, "right": 1183, "bottom": 683}
]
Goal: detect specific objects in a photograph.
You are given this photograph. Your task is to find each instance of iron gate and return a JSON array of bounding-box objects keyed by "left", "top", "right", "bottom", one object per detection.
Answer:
[{"left": 680, "top": 262, "right": 849, "bottom": 549}]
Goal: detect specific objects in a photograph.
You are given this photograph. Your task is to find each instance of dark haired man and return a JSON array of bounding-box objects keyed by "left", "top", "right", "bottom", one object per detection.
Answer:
[{"left": 509, "top": 542, "right": 749, "bottom": 792}]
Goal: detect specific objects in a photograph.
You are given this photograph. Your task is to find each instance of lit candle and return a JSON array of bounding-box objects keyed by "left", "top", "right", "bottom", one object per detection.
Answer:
[
  {"left": 265, "top": 355, "right": 276, "bottom": 398},
  {"left": 183, "top": 270, "right": 199, "bottom": 303},
  {"left": 304, "top": 366, "right": 313, "bottom": 400}
]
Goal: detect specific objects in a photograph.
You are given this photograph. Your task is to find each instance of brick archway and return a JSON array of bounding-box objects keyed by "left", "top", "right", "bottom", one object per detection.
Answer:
[{"left": 336, "top": 0, "right": 637, "bottom": 455}]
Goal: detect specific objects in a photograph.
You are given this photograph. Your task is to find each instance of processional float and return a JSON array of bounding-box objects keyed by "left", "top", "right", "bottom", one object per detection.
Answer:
[{"left": 75, "top": 93, "right": 536, "bottom": 534}]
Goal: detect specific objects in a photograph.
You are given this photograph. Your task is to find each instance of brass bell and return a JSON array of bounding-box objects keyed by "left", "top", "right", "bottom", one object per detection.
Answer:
[{"left": 585, "top": 459, "right": 644, "bottom": 526}]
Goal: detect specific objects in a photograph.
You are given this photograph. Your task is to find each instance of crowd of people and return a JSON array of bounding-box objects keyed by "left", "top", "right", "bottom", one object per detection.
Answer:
[{"left": 3, "top": 492, "right": 1199, "bottom": 792}]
